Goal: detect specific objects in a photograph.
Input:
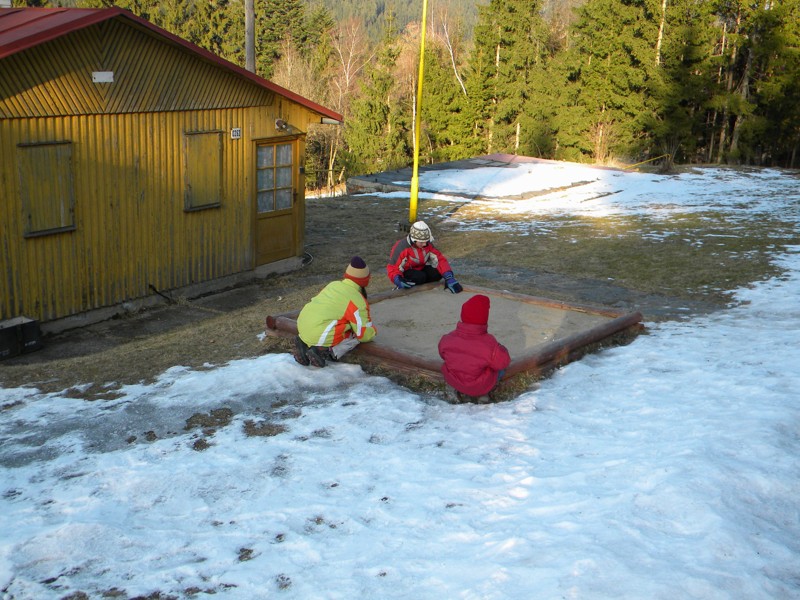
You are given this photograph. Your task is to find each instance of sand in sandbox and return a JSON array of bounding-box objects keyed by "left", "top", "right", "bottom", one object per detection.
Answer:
[{"left": 368, "top": 288, "right": 612, "bottom": 361}]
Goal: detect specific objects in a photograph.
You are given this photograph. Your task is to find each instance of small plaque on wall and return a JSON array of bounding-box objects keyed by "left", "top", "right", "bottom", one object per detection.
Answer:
[{"left": 92, "top": 71, "right": 114, "bottom": 83}]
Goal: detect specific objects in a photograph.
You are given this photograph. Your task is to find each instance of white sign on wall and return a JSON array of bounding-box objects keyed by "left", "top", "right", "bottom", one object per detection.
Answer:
[{"left": 92, "top": 71, "right": 114, "bottom": 83}]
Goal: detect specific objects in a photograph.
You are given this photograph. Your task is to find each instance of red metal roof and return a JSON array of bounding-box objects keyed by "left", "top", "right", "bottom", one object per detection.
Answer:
[{"left": 0, "top": 7, "right": 343, "bottom": 122}]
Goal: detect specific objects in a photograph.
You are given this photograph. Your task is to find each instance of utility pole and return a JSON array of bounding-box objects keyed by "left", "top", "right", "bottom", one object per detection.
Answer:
[{"left": 245, "top": 0, "right": 255, "bottom": 73}]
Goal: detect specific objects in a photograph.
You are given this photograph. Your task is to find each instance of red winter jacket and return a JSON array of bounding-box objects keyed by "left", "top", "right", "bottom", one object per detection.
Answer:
[
  {"left": 438, "top": 322, "right": 511, "bottom": 397},
  {"left": 386, "top": 237, "right": 453, "bottom": 283}
]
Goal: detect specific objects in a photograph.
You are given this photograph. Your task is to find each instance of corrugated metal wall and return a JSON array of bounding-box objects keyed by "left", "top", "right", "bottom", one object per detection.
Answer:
[
  {"left": 1, "top": 109, "right": 259, "bottom": 322},
  {"left": 1, "top": 16, "right": 323, "bottom": 322}
]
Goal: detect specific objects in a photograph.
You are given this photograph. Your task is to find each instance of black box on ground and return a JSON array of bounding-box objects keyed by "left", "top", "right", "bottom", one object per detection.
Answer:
[{"left": 0, "top": 317, "right": 43, "bottom": 360}]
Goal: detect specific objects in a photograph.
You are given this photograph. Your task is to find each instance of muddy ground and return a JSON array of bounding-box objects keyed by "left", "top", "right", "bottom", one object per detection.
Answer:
[{"left": 0, "top": 188, "right": 792, "bottom": 397}]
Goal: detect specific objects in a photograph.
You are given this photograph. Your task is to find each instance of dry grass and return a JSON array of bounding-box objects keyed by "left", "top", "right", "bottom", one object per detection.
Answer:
[{"left": 1, "top": 189, "right": 797, "bottom": 397}]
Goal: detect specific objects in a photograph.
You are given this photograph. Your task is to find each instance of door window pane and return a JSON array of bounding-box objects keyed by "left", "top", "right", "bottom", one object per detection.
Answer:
[
  {"left": 276, "top": 166, "right": 292, "bottom": 188},
  {"left": 276, "top": 143, "right": 292, "bottom": 165},
  {"left": 257, "top": 145, "right": 273, "bottom": 168},
  {"left": 256, "top": 142, "right": 294, "bottom": 214},
  {"left": 276, "top": 189, "right": 292, "bottom": 210},
  {"left": 257, "top": 169, "right": 274, "bottom": 191},
  {"left": 257, "top": 191, "right": 274, "bottom": 213}
]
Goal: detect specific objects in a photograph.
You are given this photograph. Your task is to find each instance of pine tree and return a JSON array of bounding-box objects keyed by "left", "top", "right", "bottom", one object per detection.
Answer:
[
  {"left": 466, "top": 0, "right": 551, "bottom": 155},
  {"left": 518, "top": 61, "right": 562, "bottom": 158},
  {"left": 420, "top": 43, "right": 476, "bottom": 162},
  {"left": 755, "top": 0, "right": 800, "bottom": 167},
  {"left": 422, "top": 5, "right": 482, "bottom": 161},
  {"left": 725, "top": 0, "right": 800, "bottom": 166},
  {"left": 645, "top": 0, "right": 718, "bottom": 166},
  {"left": 549, "top": 0, "right": 661, "bottom": 163},
  {"left": 302, "top": 4, "right": 337, "bottom": 71},
  {"left": 251, "top": 0, "right": 305, "bottom": 78},
  {"left": 343, "top": 39, "right": 410, "bottom": 176}
]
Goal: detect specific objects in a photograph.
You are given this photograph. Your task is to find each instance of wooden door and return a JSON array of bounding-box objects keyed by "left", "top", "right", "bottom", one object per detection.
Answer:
[{"left": 255, "top": 139, "right": 298, "bottom": 265}]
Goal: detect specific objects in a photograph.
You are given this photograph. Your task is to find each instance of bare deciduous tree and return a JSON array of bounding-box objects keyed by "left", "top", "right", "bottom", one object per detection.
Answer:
[
  {"left": 430, "top": 5, "right": 467, "bottom": 96},
  {"left": 329, "top": 18, "right": 374, "bottom": 117},
  {"left": 271, "top": 38, "right": 325, "bottom": 105},
  {"left": 394, "top": 22, "right": 426, "bottom": 155}
]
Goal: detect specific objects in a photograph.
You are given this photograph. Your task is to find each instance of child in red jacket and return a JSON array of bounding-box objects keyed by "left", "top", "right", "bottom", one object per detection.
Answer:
[
  {"left": 386, "top": 221, "right": 463, "bottom": 293},
  {"left": 438, "top": 294, "right": 510, "bottom": 402}
]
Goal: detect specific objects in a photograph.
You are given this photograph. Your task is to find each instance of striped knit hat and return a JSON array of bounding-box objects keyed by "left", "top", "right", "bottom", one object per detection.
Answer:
[
  {"left": 344, "top": 256, "right": 370, "bottom": 287},
  {"left": 408, "top": 221, "right": 433, "bottom": 244}
]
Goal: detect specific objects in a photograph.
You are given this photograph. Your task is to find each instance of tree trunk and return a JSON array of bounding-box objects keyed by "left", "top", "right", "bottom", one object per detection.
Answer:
[
  {"left": 489, "top": 33, "right": 500, "bottom": 154},
  {"left": 729, "top": 49, "right": 753, "bottom": 158},
  {"left": 716, "top": 109, "right": 728, "bottom": 164},
  {"left": 326, "top": 131, "right": 339, "bottom": 191},
  {"left": 717, "top": 60, "right": 738, "bottom": 163},
  {"left": 707, "top": 111, "right": 717, "bottom": 162},
  {"left": 440, "top": 13, "right": 467, "bottom": 96},
  {"left": 655, "top": 0, "right": 668, "bottom": 66}
]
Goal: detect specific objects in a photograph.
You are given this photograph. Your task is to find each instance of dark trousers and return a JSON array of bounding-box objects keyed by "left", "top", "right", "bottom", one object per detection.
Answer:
[{"left": 404, "top": 266, "right": 442, "bottom": 285}]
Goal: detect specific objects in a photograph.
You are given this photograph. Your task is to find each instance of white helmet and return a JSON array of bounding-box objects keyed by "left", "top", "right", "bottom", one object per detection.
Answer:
[{"left": 409, "top": 221, "right": 433, "bottom": 243}]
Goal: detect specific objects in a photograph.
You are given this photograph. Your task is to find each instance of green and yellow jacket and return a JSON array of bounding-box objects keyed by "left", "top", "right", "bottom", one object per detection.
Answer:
[{"left": 297, "top": 279, "right": 377, "bottom": 348}]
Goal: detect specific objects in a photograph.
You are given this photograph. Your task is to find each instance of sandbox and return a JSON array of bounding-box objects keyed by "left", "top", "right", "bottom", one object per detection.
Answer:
[{"left": 265, "top": 283, "right": 644, "bottom": 401}]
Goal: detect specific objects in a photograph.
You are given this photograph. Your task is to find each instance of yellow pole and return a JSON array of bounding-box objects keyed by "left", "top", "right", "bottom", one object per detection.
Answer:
[{"left": 409, "top": 0, "right": 429, "bottom": 225}]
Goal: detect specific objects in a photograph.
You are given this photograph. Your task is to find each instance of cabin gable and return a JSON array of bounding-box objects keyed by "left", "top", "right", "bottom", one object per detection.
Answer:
[{"left": 0, "top": 18, "right": 274, "bottom": 119}]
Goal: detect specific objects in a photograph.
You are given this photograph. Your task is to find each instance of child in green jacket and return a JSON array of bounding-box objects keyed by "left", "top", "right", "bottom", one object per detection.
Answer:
[{"left": 293, "top": 256, "right": 377, "bottom": 367}]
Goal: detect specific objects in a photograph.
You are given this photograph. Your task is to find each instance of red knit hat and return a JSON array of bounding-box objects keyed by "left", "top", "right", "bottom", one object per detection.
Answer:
[
  {"left": 461, "top": 294, "right": 490, "bottom": 325},
  {"left": 344, "top": 256, "right": 370, "bottom": 287}
]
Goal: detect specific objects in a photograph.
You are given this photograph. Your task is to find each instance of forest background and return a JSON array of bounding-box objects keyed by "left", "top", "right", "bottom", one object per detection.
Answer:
[{"left": 14, "top": 0, "right": 800, "bottom": 191}]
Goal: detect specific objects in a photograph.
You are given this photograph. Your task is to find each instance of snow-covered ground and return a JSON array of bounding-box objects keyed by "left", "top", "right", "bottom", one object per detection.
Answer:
[{"left": 2, "top": 162, "right": 799, "bottom": 599}]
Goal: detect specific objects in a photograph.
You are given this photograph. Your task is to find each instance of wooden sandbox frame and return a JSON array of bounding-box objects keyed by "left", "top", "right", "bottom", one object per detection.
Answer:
[{"left": 265, "top": 283, "right": 644, "bottom": 400}]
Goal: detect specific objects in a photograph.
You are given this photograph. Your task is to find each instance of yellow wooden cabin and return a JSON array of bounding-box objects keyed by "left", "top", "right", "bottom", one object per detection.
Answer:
[{"left": 0, "top": 7, "right": 342, "bottom": 329}]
